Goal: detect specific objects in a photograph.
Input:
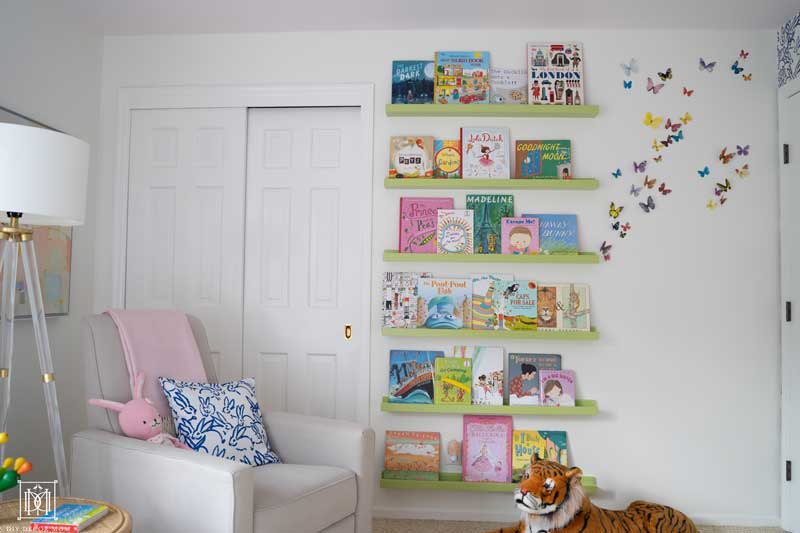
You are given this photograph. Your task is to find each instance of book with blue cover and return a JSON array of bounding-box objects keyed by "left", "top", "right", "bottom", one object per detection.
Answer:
[
  {"left": 523, "top": 214, "right": 578, "bottom": 254},
  {"left": 388, "top": 349, "right": 444, "bottom": 404},
  {"left": 391, "top": 60, "right": 435, "bottom": 104}
]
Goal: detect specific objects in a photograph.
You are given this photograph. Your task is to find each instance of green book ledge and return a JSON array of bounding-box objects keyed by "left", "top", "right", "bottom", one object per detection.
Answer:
[
  {"left": 381, "top": 327, "right": 599, "bottom": 341},
  {"left": 385, "top": 104, "right": 600, "bottom": 119},
  {"left": 380, "top": 472, "right": 597, "bottom": 495},
  {"left": 383, "top": 250, "right": 599, "bottom": 264},
  {"left": 384, "top": 178, "right": 599, "bottom": 190},
  {"left": 380, "top": 397, "right": 598, "bottom": 416}
]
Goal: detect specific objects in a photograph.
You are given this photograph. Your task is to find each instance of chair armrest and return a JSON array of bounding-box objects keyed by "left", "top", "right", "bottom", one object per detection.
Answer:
[
  {"left": 264, "top": 412, "right": 374, "bottom": 533},
  {"left": 71, "top": 429, "right": 254, "bottom": 533}
]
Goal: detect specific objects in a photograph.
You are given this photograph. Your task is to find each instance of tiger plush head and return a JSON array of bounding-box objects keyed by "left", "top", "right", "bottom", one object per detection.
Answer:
[{"left": 514, "top": 454, "right": 585, "bottom": 531}]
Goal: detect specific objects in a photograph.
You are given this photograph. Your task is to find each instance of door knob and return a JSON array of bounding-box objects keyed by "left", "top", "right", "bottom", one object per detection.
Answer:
[{"left": 344, "top": 324, "right": 352, "bottom": 340}]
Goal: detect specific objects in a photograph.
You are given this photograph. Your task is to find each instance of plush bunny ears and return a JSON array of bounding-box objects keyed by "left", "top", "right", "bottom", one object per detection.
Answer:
[{"left": 89, "top": 372, "right": 147, "bottom": 412}]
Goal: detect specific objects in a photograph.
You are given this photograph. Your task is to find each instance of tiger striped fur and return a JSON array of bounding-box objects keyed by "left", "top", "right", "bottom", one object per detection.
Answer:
[{"left": 486, "top": 455, "right": 697, "bottom": 533}]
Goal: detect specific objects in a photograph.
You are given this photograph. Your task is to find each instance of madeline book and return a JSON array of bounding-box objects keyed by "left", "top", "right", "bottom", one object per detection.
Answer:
[
  {"left": 463, "top": 415, "right": 513, "bottom": 483},
  {"left": 514, "top": 140, "right": 572, "bottom": 179},
  {"left": 433, "top": 140, "right": 462, "bottom": 178},
  {"left": 490, "top": 67, "right": 528, "bottom": 104},
  {"left": 471, "top": 273, "right": 514, "bottom": 330},
  {"left": 399, "top": 197, "right": 455, "bottom": 254},
  {"left": 381, "top": 272, "right": 424, "bottom": 328},
  {"left": 508, "top": 353, "right": 562, "bottom": 406},
  {"left": 417, "top": 277, "right": 472, "bottom": 329},
  {"left": 523, "top": 214, "right": 578, "bottom": 255},
  {"left": 556, "top": 283, "right": 591, "bottom": 331},
  {"left": 527, "top": 43, "right": 585, "bottom": 106},
  {"left": 466, "top": 194, "right": 514, "bottom": 254},
  {"left": 493, "top": 280, "right": 538, "bottom": 331},
  {"left": 389, "top": 136, "right": 434, "bottom": 178},
  {"left": 539, "top": 369, "right": 576, "bottom": 407},
  {"left": 536, "top": 284, "right": 559, "bottom": 330},
  {"left": 501, "top": 217, "right": 540, "bottom": 255},
  {"left": 384, "top": 430, "right": 440, "bottom": 480},
  {"left": 388, "top": 349, "right": 444, "bottom": 404},
  {"left": 391, "top": 60, "right": 435, "bottom": 104},
  {"left": 512, "top": 430, "right": 568, "bottom": 482},
  {"left": 434, "top": 357, "right": 472, "bottom": 405},
  {"left": 471, "top": 346, "right": 504, "bottom": 406},
  {"left": 461, "top": 127, "right": 511, "bottom": 179},
  {"left": 434, "top": 51, "right": 490, "bottom": 105},
  {"left": 437, "top": 209, "right": 474, "bottom": 254},
  {"left": 30, "top": 504, "right": 110, "bottom": 532}
]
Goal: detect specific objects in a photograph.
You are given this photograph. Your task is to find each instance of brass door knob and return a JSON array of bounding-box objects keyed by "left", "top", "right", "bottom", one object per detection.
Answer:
[{"left": 344, "top": 324, "right": 352, "bottom": 340}]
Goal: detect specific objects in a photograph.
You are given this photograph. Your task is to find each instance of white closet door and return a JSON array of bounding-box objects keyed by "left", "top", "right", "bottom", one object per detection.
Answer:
[
  {"left": 126, "top": 108, "right": 247, "bottom": 381},
  {"left": 243, "top": 107, "right": 368, "bottom": 423}
]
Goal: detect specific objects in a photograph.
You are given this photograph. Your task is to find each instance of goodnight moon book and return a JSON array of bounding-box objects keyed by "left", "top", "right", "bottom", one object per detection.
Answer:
[
  {"left": 417, "top": 277, "right": 472, "bottom": 329},
  {"left": 463, "top": 415, "right": 513, "bottom": 483}
]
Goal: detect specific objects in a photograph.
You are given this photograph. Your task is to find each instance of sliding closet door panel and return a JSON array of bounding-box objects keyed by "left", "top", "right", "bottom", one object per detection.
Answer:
[
  {"left": 126, "top": 108, "right": 247, "bottom": 381},
  {"left": 244, "top": 107, "right": 366, "bottom": 422}
]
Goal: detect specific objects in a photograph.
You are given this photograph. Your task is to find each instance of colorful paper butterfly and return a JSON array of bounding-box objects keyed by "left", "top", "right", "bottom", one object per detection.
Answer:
[
  {"left": 739, "top": 50, "right": 749, "bottom": 60},
  {"left": 630, "top": 184, "right": 642, "bottom": 197},
  {"left": 664, "top": 118, "right": 681, "bottom": 132},
  {"left": 736, "top": 144, "right": 750, "bottom": 156},
  {"left": 735, "top": 164, "right": 750, "bottom": 177},
  {"left": 619, "top": 230, "right": 628, "bottom": 239},
  {"left": 707, "top": 199, "right": 718, "bottom": 210},
  {"left": 683, "top": 87, "right": 694, "bottom": 97},
  {"left": 652, "top": 138, "right": 662, "bottom": 152},
  {"left": 719, "top": 147, "right": 735, "bottom": 164},
  {"left": 643, "top": 112, "right": 663, "bottom": 129},
  {"left": 671, "top": 130, "right": 684, "bottom": 143},
  {"left": 646, "top": 77, "right": 665, "bottom": 94},
  {"left": 658, "top": 182, "right": 672, "bottom": 195},
  {"left": 600, "top": 241, "right": 612, "bottom": 262},
  {"left": 643, "top": 175, "right": 656, "bottom": 189},
  {"left": 715, "top": 178, "right": 732, "bottom": 193},
  {"left": 699, "top": 58, "right": 717, "bottom": 72},
  {"left": 680, "top": 112, "right": 693, "bottom": 125},
  {"left": 612, "top": 168, "right": 622, "bottom": 179},
  {"left": 609, "top": 202, "right": 624, "bottom": 219},
  {"left": 660, "top": 136, "right": 673, "bottom": 148},
  {"left": 743, "top": 73, "right": 752, "bottom": 81},
  {"left": 611, "top": 221, "right": 620, "bottom": 230},
  {"left": 653, "top": 155, "right": 663, "bottom": 162},
  {"left": 720, "top": 196, "right": 728, "bottom": 205},
  {"left": 697, "top": 166, "right": 710, "bottom": 178},
  {"left": 620, "top": 58, "right": 638, "bottom": 76},
  {"left": 731, "top": 60, "right": 744, "bottom": 74},
  {"left": 623, "top": 80, "right": 633, "bottom": 89},
  {"left": 658, "top": 68, "right": 673, "bottom": 81},
  {"left": 633, "top": 160, "right": 647, "bottom": 173},
  {"left": 621, "top": 223, "right": 631, "bottom": 232},
  {"left": 639, "top": 195, "right": 656, "bottom": 213}
]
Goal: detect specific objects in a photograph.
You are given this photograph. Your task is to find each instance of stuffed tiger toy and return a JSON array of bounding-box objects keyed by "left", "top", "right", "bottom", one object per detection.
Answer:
[{"left": 486, "top": 455, "right": 697, "bottom": 533}]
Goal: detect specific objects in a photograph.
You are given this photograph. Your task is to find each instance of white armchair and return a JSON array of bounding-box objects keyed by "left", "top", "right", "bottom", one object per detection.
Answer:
[{"left": 71, "top": 314, "right": 374, "bottom": 533}]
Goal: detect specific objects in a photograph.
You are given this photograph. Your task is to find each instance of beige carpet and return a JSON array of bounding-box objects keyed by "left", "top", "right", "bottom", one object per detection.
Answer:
[{"left": 373, "top": 519, "right": 782, "bottom": 533}]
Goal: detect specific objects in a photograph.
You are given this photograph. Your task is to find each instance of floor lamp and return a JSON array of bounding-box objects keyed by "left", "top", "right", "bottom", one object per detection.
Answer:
[{"left": 0, "top": 123, "right": 90, "bottom": 496}]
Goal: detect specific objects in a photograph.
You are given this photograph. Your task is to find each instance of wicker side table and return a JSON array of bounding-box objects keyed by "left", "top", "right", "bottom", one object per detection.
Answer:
[{"left": 0, "top": 497, "right": 132, "bottom": 532}]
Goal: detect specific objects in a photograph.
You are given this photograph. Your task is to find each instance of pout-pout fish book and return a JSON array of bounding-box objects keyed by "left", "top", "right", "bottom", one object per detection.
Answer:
[
  {"left": 523, "top": 214, "right": 578, "bottom": 255},
  {"left": 512, "top": 430, "right": 568, "bottom": 482},
  {"left": 461, "top": 127, "right": 511, "bottom": 179},
  {"left": 417, "top": 277, "right": 472, "bottom": 329},
  {"left": 466, "top": 194, "right": 514, "bottom": 254},
  {"left": 501, "top": 217, "right": 540, "bottom": 255},
  {"left": 539, "top": 369, "right": 576, "bottom": 407},
  {"left": 388, "top": 349, "right": 444, "bottom": 404},
  {"left": 463, "top": 415, "right": 513, "bottom": 483},
  {"left": 527, "top": 43, "right": 584, "bottom": 106},
  {"left": 493, "top": 280, "right": 538, "bottom": 330},
  {"left": 399, "top": 197, "right": 455, "bottom": 254},
  {"left": 391, "top": 60, "right": 435, "bottom": 104},
  {"left": 435, "top": 51, "right": 490, "bottom": 105}
]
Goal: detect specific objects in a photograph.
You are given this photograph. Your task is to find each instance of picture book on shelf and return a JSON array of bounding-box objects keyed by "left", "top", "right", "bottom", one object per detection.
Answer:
[
  {"left": 471, "top": 274, "right": 514, "bottom": 330},
  {"left": 437, "top": 209, "right": 474, "bottom": 254},
  {"left": 434, "top": 140, "right": 462, "bottom": 178},
  {"left": 389, "top": 136, "right": 434, "bottom": 178},
  {"left": 490, "top": 67, "right": 528, "bottom": 104},
  {"left": 434, "top": 51, "right": 490, "bottom": 105},
  {"left": 471, "top": 346, "right": 504, "bottom": 405},
  {"left": 463, "top": 415, "right": 513, "bottom": 483},
  {"left": 388, "top": 350, "right": 444, "bottom": 404},
  {"left": 434, "top": 357, "right": 472, "bottom": 405},
  {"left": 391, "top": 60, "right": 435, "bottom": 104},
  {"left": 417, "top": 277, "right": 472, "bottom": 329},
  {"left": 461, "top": 127, "right": 511, "bottom": 179},
  {"left": 557, "top": 283, "right": 591, "bottom": 331},
  {"left": 501, "top": 217, "right": 540, "bottom": 255},
  {"left": 381, "top": 272, "right": 423, "bottom": 328},
  {"left": 539, "top": 369, "right": 576, "bottom": 407},
  {"left": 512, "top": 430, "right": 568, "bottom": 482},
  {"left": 524, "top": 214, "right": 579, "bottom": 254},
  {"left": 514, "top": 140, "right": 572, "bottom": 179},
  {"left": 440, "top": 436, "right": 463, "bottom": 474},
  {"left": 399, "top": 197, "right": 455, "bottom": 254},
  {"left": 508, "top": 353, "right": 562, "bottom": 405},
  {"left": 466, "top": 194, "right": 514, "bottom": 254},
  {"left": 384, "top": 430, "right": 440, "bottom": 479},
  {"left": 527, "top": 43, "right": 585, "bottom": 106},
  {"left": 536, "top": 284, "right": 559, "bottom": 330},
  {"left": 493, "top": 280, "right": 538, "bottom": 330}
]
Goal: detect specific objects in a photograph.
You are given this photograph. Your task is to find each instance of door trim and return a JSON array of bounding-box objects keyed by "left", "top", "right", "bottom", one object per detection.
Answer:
[{"left": 110, "top": 84, "right": 374, "bottom": 424}]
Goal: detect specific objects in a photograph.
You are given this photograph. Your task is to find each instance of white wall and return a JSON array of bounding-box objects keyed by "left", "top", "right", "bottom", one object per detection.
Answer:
[
  {"left": 96, "top": 29, "right": 779, "bottom": 526},
  {"left": 0, "top": 3, "right": 102, "bottom": 483}
]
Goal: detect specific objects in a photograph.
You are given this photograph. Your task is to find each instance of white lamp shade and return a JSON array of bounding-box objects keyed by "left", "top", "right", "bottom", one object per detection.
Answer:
[{"left": 0, "top": 123, "right": 89, "bottom": 226}]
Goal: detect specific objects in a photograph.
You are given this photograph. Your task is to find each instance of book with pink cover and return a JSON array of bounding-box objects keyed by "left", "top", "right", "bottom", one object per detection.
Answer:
[
  {"left": 399, "top": 197, "right": 455, "bottom": 254},
  {"left": 538, "top": 369, "right": 576, "bottom": 407},
  {"left": 462, "top": 415, "right": 513, "bottom": 482},
  {"left": 501, "top": 217, "right": 540, "bottom": 255}
]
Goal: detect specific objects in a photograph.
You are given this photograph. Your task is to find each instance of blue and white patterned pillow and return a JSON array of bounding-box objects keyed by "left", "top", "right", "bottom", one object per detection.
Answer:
[{"left": 159, "top": 377, "right": 281, "bottom": 466}]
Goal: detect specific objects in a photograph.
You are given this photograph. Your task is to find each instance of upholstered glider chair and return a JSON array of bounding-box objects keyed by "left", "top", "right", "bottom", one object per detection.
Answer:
[{"left": 71, "top": 314, "right": 374, "bottom": 533}]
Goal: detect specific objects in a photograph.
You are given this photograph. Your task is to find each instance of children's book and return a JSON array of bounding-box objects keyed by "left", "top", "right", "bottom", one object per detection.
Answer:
[
  {"left": 417, "top": 277, "right": 472, "bottom": 329},
  {"left": 514, "top": 140, "right": 572, "bottom": 179},
  {"left": 381, "top": 469, "right": 439, "bottom": 481},
  {"left": 389, "top": 136, "right": 434, "bottom": 178},
  {"left": 388, "top": 350, "right": 444, "bottom": 404},
  {"left": 434, "top": 357, "right": 472, "bottom": 405},
  {"left": 527, "top": 43, "right": 585, "bottom": 106},
  {"left": 471, "top": 346, "right": 504, "bottom": 406},
  {"left": 466, "top": 194, "right": 514, "bottom": 254},
  {"left": 440, "top": 436, "right": 463, "bottom": 474},
  {"left": 434, "top": 51, "right": 490, "bottom": 105},
  {"left": 433, "top": 140, "right": 462, "bottom": 178},
  {"left": 461, "top": 127, "right": 511, "bottom": 179},
  {"left": 501, "top": 217, "right": 540, "bottom": 255},
  {"left": 399, "top": 197, "right": 455, "bottom": 254},
  {"left": 436, "top": 209, "right": 474, "bottom": 254},
  {"left": 31, "top": 504, "right": 109, "bottom": 532},
  {"left": 384, "top": 430, "right": 440, "bottom": 476},
  {"left": 523, "top": 214, "right": 578, "bottom": 254},
  {"left": 512, "top": 430, "right": 568, "bottom": 482},
  {"left": 493, "top": 280, "right": 538, "bottom": 330},
  {"left": 556, "top": 283, "right": 591, "bottom": 331},
  {"left": 536, "top": 284, "right": 559, "bottom": 330},
  {"left": 392, "top": 60, "right": 435, "bottom": 104},
  {"left": 471, "top": 274, "right": 514, "bottom": 330},
  {"left": 490, "top": 67, "right": 528, "bottom": 104},
  {"left": 463, "top": 415, "right": 513, "bottom": 482},
  {"left": 381, "top": 272, "right": 422, "bottom": 328},
  {"left": 539, "top": 369, "right": 576, "bottom": 407},
  {"left": 508, "top": 353, "right": 562, "bottom": 405}
]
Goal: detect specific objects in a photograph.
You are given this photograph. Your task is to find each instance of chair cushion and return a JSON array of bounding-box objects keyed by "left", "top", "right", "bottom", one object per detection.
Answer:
[{"left": 253, "top": 463, "right": 356, "bottom": 532}]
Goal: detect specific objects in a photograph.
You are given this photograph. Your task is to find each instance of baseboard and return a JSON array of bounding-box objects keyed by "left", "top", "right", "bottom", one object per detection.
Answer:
[{"left": 690, "top": 514, "right": 781, "bottom": 528}]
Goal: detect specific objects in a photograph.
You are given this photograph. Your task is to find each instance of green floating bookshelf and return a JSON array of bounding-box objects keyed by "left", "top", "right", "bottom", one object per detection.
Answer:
[
  {"left": 385, "top": 104, "right": 600, "bottom": 119},
  {"left": 381, "top": 327, "right": 599, "bottom": 341},
  {"left": 381, "top": 397, "right": 598, "bottom": 416},
  {"left": 384, "top": 178, "right": 598, "bottom": 190},
  {"left": 380, "top": 472, "right": 597, "bottom": 495},
  {"left": 383, "top": 249, "right": 599, "bottom": 264}
]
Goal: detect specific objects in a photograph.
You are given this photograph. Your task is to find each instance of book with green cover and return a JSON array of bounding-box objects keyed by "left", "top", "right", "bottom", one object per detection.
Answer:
[
  {"left": 466, "top": 194, "right": 514, "bottom": 254},
  {"left": 514, "top": 140, "right": 572, "bottom": 179},
  {"left": 382, "top": 469, "right": 440, "bottom": 481},
  {"left": 434, "top": 357, "right": 472, "bottom": 405}
]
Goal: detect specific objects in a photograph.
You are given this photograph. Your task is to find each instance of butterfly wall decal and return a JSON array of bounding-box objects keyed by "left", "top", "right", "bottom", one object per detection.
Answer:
[
  {"left": 647, "top": 77, "right": 665, "bottom": 94},
  {"left": 643, "top": 176, "right": 656, "bottom": 189},
  {"left": 736, "top": 144, "right": 750, "bottom": 156},
  {"left": 639, "top": 195, "right": 656, "bottom": 213},
  {"left": 719, "top": 147, "right": 735, "bottom": 164},
  {"left": 653, "top": 155, "right": 663, "bottom": 162},
  {"left": 633, "top": 160, "right": 647, "bottom": 173},
  {"left": 715, "top": 178, "right": 732, "bottom": 193},
  {"left": 735, "top": 164, "right": 750, "bottom": 177},
  {"left": 697, "top": 166, "right": 710, "bottom": 177},
  {"left": 621, "top": 223, "right": 631, "bottom": 232},
  {"left": 612, "top": 168, "right": 622, "bottom": 179},
  {"left": 743, "top": 73, "right": 752, "bottom": 81},
  {"left": 619, "top": 229, "right": 628, "bottom": 239},
  {"left": 652, "top": 138, "right": 662, "bottom": 152},
  {"left": 699, "top": 58, "right": 717, "bottom": 72},
  {"left": 658, "top": 182, "right": 672, "bottom": 195},
  {"left": 671, "top": 130, "right": 684, "bottom": 143},
  {"left": 739, "top": 50, "right": 749, "bottom": 60},
  {"left": 664, "top": 118, "right": 681, "bottom": 132},
  {"left": 611, "top": 221, "right": 620, "bottom": 230},
  {"left": 609, "top": 202, "right": 624, "bottom": 218},
  {"left": 720, "top": 196, "right": 728, "bottom": 205},
  {"left": 630, "top": 184, "right": 642, "bottom": 197},
  {"left": 660, "top": 136, "right": 673, "bottom": 148},
  {"left": 620, "top": 58, "right": 638, "bottom": 76},
  {"left": 680, "top": 112, "right": 693, "bottom": 125},
  {"left": 657, "top": 68, "right": 672, "bottom": 81},
  {"left": 623, "top": 80, "right": 633, "bottom": 89},
  {"left": 683, "top": 86, "right": 694, "bottom": 96},
  {"left": 600, "top": 241, "right": 612, "bottom": 262},
  {"left": 707, "top": 199, "right": 718, "bottom": 210},
  {"left": 643, "top": 112, "right": 663, "bottom": 129},
  {"left": 731, "top": 60, "right": 744, "bottom": 74}
]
